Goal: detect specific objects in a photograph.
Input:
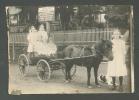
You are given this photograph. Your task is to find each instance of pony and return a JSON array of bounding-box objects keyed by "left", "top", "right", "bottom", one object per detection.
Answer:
[{"left": 62, "top": 40, "right": 113, "bottom": 88}]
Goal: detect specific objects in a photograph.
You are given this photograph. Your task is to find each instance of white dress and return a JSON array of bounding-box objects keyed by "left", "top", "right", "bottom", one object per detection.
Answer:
[
  {"left": 35, "top": 30, "right": 52, "bottom": 56},
  {"left": 47, "top": 41, "right": 57, "bottom": 55},
  {"left": 27, "top": 31, "right": 38, "bottom": 53},
  {"left": 107, "top": 39, "right": 127, "bottom": 77}
]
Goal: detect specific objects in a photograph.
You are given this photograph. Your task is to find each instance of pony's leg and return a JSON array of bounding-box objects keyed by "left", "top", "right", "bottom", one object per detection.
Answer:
[
  {"left": 67, "top": 64, "right": 73, "bottom": 82},
  {"left": 87, "top": 67, "right": 92, "bottom": 88},
  {"left": 94, "top": 66, "right": 101, "bottom": 87},
  {"left": 65, "top": 64, "right": 72, "bottom": 83},
  {"left": 65, "top": 67, "right": 68, "bottom": 80},
  {"left": 64, "top": 63, "right": 69, "bottom": 82}
]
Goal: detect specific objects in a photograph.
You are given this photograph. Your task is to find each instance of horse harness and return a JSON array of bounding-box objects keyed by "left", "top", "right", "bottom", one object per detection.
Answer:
[{"left": 79, "top": 47, "right": 104, "bottom": 67}]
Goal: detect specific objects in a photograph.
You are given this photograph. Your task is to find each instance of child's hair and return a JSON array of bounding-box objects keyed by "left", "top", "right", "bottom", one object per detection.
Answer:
[
  {"left": 29, "top": 26, "right": 36, "bottom": 32},
  {"left": 112, "top": 35, "right": 122, "bottom": 40},
  {"left": 39, "top": 24, "right": 45, "bottom": 31}
]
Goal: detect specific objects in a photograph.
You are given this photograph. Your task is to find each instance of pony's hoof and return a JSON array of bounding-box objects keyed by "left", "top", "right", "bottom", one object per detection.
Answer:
[{"left": 88, "top": 86, "right": 92, "bottom": 89}]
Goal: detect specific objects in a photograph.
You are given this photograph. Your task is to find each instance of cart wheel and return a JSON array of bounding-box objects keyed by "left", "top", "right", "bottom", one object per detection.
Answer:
[
  {"left": 18, "top": 54, "right": 29, "bottom": 76},
  {"left": 36, "top": 59, "right": 51, "bottom": 81},
  {"left": 62, "top": 64, "right": 76, "bottom": 78}
]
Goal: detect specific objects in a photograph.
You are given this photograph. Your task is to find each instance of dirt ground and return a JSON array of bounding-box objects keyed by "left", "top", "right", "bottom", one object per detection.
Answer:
[{"left": 9, "top": 62, "right": 131, "bottom": 94}]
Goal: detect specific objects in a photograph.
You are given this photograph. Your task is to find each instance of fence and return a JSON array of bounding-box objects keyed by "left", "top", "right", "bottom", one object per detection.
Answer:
[
  {"left": 52, "top": 28, "right": 113, "bottom": 46},
  {"left": 9, "top": 28, "right": 114, "bottom": 62},
  {"left": 9, "top": 28, "right": 113, "bottom": 45}
]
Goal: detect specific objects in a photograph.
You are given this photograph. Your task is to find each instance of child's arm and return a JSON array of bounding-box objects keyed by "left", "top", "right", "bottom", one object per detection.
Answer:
[{"left": 122, "top": 40, "right": 126, "bottom": 55}]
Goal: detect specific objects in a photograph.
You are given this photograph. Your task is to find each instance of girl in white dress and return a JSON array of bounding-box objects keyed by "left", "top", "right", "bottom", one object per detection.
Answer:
[
  {"left": 34, "top": 24, "right": 57, "bottom": 57},
  {"left": 35, "top": 24, "right": 50, "bottom": 56},
  {"left": 27, "top": 26, "right": 38, "bottom": 58},
  {"left": 107, "top": 29, "right": 127, "bottom": 91}
]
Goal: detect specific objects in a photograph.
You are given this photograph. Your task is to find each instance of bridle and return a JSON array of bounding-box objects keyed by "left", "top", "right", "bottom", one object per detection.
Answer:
[
  {"left": 91, "top": 45, "right": 104, "bottom": 57},
  {"left": 95, "top": 49, "right": 104, "bottom": 57}
]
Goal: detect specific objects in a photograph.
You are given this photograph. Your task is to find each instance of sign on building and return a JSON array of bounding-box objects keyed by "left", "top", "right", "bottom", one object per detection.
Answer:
[{"left": 38, "top": 7, "right": 55, "bottom": 22}]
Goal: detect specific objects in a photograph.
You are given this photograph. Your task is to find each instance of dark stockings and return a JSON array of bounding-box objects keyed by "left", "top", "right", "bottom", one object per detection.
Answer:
[
  {"left": 112, "top": 76, "right": 123, "bottom": 91},
  {"left": 119, "top": 76, "right": 123, "bottom": 86},
  {"left": 119, "top": 76, "right": 123, "bottom": 91},
  {"left": 112, "top": 77, "right": 116, "bottom": 86}
]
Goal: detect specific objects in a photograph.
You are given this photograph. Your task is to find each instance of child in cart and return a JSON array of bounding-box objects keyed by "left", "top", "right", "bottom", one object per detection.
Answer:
[
  {"left": 35, "top": 24, "right": 57, "bottom": 57},
  {"left": 27, "top": 26, "right": 38, "bottom": 59}
]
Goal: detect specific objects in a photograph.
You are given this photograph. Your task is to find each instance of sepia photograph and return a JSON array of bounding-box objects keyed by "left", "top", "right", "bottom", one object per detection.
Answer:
[{"left": 6, "top": 5, "right": 134, "bottom": 94}]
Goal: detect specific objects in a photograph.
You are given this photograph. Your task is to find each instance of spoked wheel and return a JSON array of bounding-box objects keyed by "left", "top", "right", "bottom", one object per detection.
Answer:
[
  {"left": 62, "top": 64, "right": 77, "bottom": 78},
  {"left": 18, "top": 54, "right": 29, "bottom": 76},
  {"left": 36, "top": 59, "right": 51, "bottom": 81}
]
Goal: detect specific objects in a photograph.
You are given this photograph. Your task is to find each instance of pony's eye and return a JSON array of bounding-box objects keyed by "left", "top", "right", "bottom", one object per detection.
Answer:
[{"left": 107, "top": 45, "right": 112, "bottom": 49}]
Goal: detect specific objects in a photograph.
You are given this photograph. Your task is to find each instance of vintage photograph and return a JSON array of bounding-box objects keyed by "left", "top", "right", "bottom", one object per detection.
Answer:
[{"left": 7, "top": 5, "right": 134, "bottom": 94}]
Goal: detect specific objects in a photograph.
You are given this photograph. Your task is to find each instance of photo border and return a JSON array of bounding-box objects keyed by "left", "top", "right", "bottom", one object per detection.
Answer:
[{"left": 0, "top": 0, "right": 139, "bottom": 99}]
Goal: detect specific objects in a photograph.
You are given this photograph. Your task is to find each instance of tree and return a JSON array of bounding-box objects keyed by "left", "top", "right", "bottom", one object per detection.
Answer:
[{"left": 104, "top": 5, "right": 130, "bottom": 29}]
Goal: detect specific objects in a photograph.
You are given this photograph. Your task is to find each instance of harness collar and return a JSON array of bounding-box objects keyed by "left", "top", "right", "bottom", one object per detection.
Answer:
[{"left": 95, "top": 49, "right": 104, "bottom": 57}]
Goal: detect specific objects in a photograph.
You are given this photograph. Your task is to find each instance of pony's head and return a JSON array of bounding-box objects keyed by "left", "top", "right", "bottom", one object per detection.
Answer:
[
  {"left": 103, "top": 40, "right": 113, "bottom": 61},
  {"left": 94, "top": 39, "right": 113, "bottom": 61}
]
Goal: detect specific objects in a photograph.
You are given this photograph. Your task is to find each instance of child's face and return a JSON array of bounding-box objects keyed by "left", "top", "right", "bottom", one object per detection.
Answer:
[
  {"left": 30, "top": 26, "right": 36, "bottom": 32},
  {"left": 113, "top": 35, "right": 122, "bottom": 39},
  {"left": 39, "top": 25, "right": 45, "bottom": 31}
]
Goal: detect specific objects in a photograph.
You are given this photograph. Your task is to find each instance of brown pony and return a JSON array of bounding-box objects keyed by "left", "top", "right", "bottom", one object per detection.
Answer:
[{"left": 62, "top": 40, "right": 113, "bottom": 88}]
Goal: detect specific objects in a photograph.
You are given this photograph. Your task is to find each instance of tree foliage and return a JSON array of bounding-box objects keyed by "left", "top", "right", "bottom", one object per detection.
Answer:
[
  {"left": 104, "top": 5, "right": 130, "bottom": 29},
  {"left": 77, "top": 5, "right": 130, "bottom": 29}
]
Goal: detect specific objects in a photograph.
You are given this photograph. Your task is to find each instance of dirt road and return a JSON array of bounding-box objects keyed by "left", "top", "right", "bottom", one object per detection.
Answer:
[{"left": 9, "top": 62, "right": 130, "bottom": 94}]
